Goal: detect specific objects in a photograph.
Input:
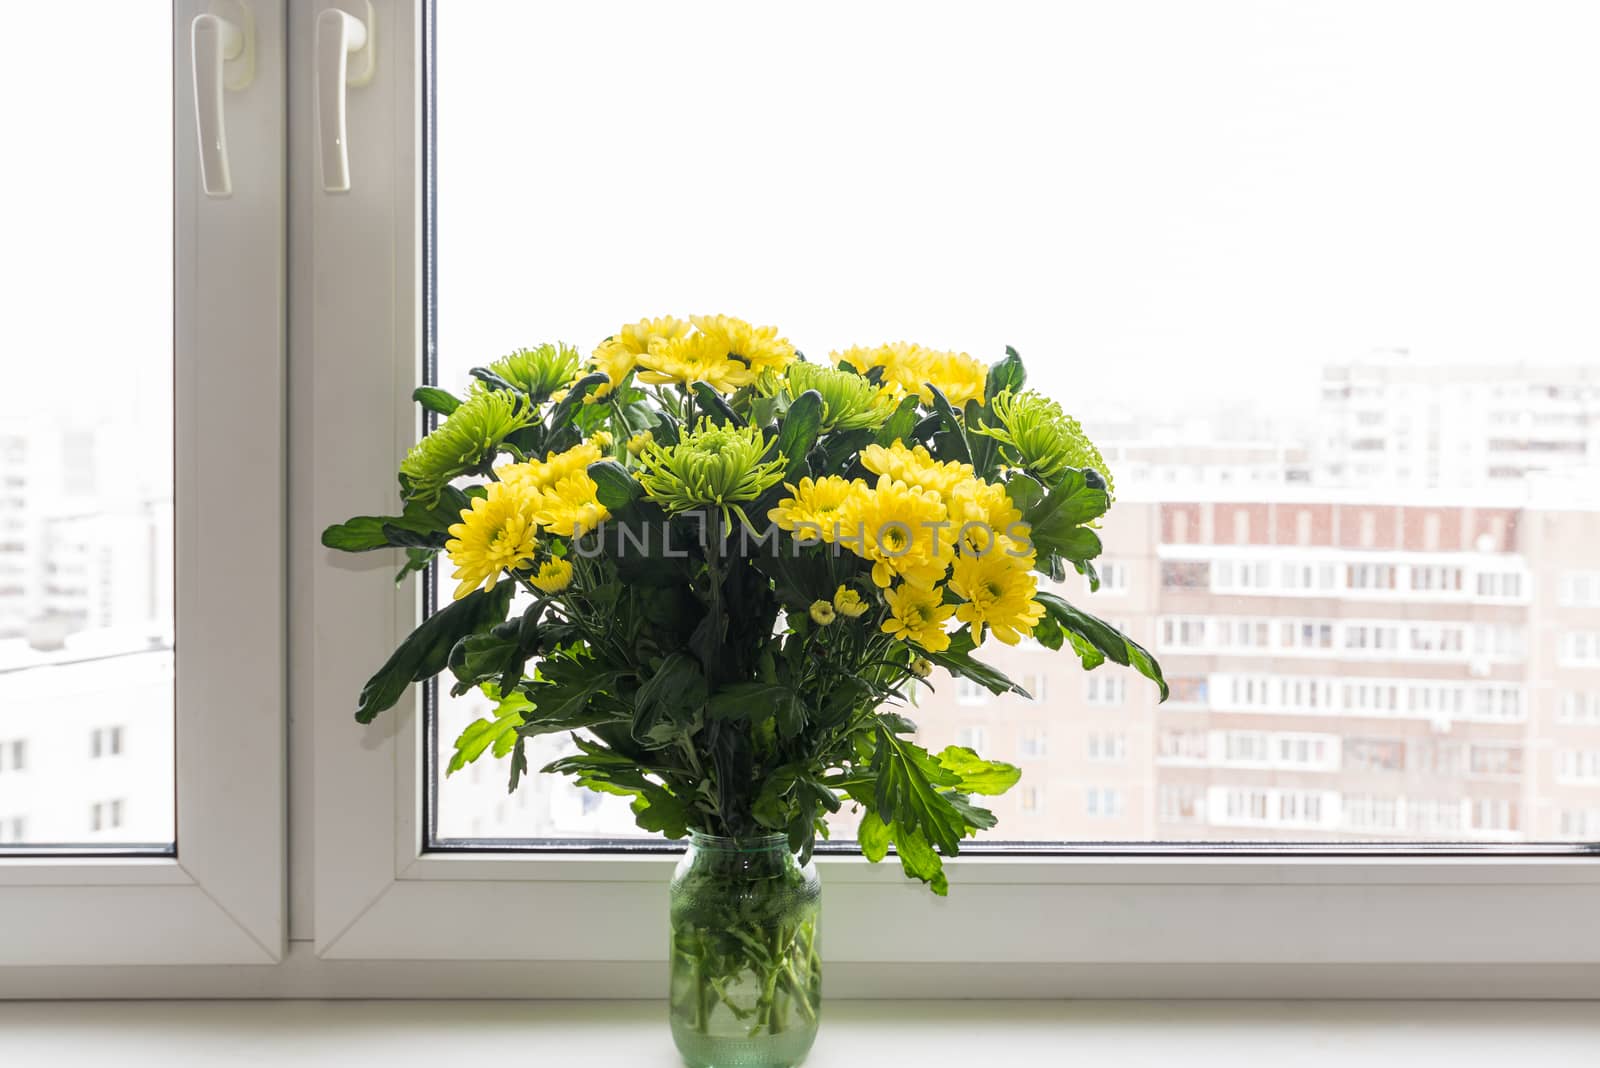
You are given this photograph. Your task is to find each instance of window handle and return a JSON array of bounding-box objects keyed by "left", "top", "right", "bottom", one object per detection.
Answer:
[
  {"left": 190, "top": 2, "right": 254, "bottom": 197},
  {"left": 315, "top": 2, "right": 376, "bottom": 193}
]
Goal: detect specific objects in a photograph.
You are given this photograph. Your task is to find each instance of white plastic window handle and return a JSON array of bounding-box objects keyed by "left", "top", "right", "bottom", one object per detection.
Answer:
[
  {"left": 191, "top": 12, "right": 247, "bottom": 197},
  {"left": 315, "top": 4, "right": 376, "bottom": 193}
]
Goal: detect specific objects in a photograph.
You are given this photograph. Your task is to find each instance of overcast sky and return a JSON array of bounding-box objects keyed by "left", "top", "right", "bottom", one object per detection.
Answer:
[{"left": 437, "top": 0, "right": 1600, "bottom": 425}]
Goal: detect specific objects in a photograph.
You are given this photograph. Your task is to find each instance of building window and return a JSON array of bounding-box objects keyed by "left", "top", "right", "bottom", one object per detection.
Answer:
[
  {"left": 1558, "top": 691, "right": 1600, "bottom": 726},
  {"left": 1017, "top": 729, "right": 1048, "bottom": 759},
  {"left": 1471, "top": 799, "right": 1518, "bottom": 833},
  {"left": 1475, "top": 571, "right": 1524, "bottom": 599},
  {"left": 1343, "top": 795, "right": 1400, "bottom": 831},
  {"left": 1345, "top": 737, "right": 1406, "bottom": 772},
  {"left": 1560, "top": 631, "right": 1600, "bottom": 667},
  {"left": 1161, "top": 560, "right": 1210, "bottom": 590},
  {"left": 1157, "top": 785, "right": 1205, "bottom": 824},
  {"left": 1160, "top": 617, "right": 1209, "bottom": 649},
  {"left": 1213, "top": 560, "right": 1271, "bottom": 592},
  {"left": 1157, "top": 728, "right": 1209, "bottom": 763},
  {"left": 1085, "top": 675, "right": 1126, "bottom": 706},
  {"left": 0, "top": 739, "right": 24, "bottom": 774},
  {"left": 1408, "top": 565, "right": 1463, "bottom": 592},
  {"left": 1346, "top": 563, "right": 1396, "bottom": 590},
  {"left": 0, "top": 816, "right": 27, "bottom": 844},
  {"left": 1560, "top": 571, "right": 1600, "bottom": 607},
  {"left": 1022, "top": 671, "right": 1049, "bottom": 701},
  {"left": 1557, "top": 749, "right": 1600, "bottom": 784},
  {"left": 1166, "top": 676, "right": 1210, "bottom": 705},
  {"left": 1085, "top": 787, "right": 1122, "bottom": 818},
  {"left": 89, "top": 800, "right": 125, "bottom": 833},
  {"left": 90, "top": 726, "right": 125, "bottom": 759},
  {"left": 1095, "top": 560, "right": 1129, "bottom": 594},
  {"left": 1019, "top": 786, "right": 1043, "bottom": 814},
  {"left": 1469, "top": 745, "right": 1523, "bottom": 778},
  {"left": 1087, "top": 732, "right": 1127, "bottom": 763}
]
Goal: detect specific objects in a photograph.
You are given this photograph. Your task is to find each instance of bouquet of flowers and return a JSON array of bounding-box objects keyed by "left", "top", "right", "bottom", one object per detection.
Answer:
[{"left": 324, "top": 314, "right": 1164, "bottom": 1058}]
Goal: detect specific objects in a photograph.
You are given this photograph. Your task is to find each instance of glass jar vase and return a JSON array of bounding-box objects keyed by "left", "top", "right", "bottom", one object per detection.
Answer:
[{"left": 668, "top": 832, "right": 822, "bottom": 1067}]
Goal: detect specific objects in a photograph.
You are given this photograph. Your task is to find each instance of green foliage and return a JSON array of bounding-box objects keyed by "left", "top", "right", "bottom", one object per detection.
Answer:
[{"left": 324, "top": 323, "right": 1167, "bottom": 894}]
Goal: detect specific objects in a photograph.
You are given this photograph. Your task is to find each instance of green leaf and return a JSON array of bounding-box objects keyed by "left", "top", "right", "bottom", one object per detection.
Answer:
[
  {"left": 858, "top": 811, "right": 890, "bottom": 863},
  {"left": 890, "top": 822, "right": 948, "bottom": 896},
  {"left": 870, "top": 729, "right": 965, "bottom": 857},
  {"left": 446, "top": 694, "right": 527, "bottom": 775},
  {"left": 1036, "top": 592, "right": 1168, "bottom": 701},
  {"left": 1025, "top": 467, "right": 1111, "bottom": 531},
  {"left": 413, "top": 386, "right": 461, "bottom": 416},
  {"left": 587, "top": 459, "right": 644, "bottom": 510},
  {"left": 690, "top": 381, "right": 745, "bottom": 427},
  {"left": 925, "top": 384, "right": 972, "bottom": 465},
  {"left": 1004, "top": 472, "right": 1044, "bottom": 514},
  {"left": 936, "top": 745, "right": 1022, "bottom": 795},
  {"left": 708, "top": 682, "right": 801, "bottom": 732},
  {"left": 876, "top": 395, "right": 921, "bottom": 446},
  {"left": 323, "top": 487, "right": 471, "bottom": 553},
  {"left": 544, "top": 371, "right": 611, "bottom": 442},
  {"left": 922, "top": 631, "right": 1031, "bottom": 698},
  {"left": 447, "top": 601, "right": 545, "bottom": 697},
  {"left": 355, "top": 583, "right": 515, "bottom": 723},
  {"left": 469, "top": 367, "right": 519, "bottom": 394},
  {"left": 775, "top": 389, "right": 824, "bottom": 480},
  {"left": 631, "top": 653, "right": 708, "bottom": 747},
  {"left": 520, "top": 669, "right": 628, "bottom": 738},
  {"left": 985, "top": 346, "right": 1026, "bottom": 399}
]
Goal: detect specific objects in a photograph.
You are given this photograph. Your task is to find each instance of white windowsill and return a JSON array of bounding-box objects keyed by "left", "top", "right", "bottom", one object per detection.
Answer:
[{"left": 2, "top": 1000, "right": 1594, "bottom": 1066}]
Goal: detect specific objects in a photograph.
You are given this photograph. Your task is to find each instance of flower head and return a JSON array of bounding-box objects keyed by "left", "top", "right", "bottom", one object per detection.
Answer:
[
  {"left": 691, "top": 314, "right": 797, "bottom": 377},
  {"left": 831, "top": 342, "right": 986, "bottom": 407},
  {"left": 589, "top": 430, "right": 615, "bottom": 450},
  {"left": 483, "top": 343, "right": 582, "bottom": 400},
  {"left": 783, "top": 361, "right": 891, "bottom": 432},
  {"left": 626, "top": 430, "right": 653, "bottom": 456},
  {"left": 588, "top": 316, "right": 691, "bottom": 399},
  {"left": 809, "top": 599, "right": 837, "bottom": 625},
  {"left": 835, "top": 475, "right": 954, "bottom": 588},
  {"left": 861, "top": 441, "right": 974, "bottom": 499},
  {"left": 767, "top": 476, "right": 865, "bottom": 542},
  {"left": 444, "top": 481, "right": 540, "bottom": 600},
  {"left": 531, "top": 557, "right": 574, "bottom": 594},
  {"left": 638, "top": 331, "right": 758, "bottom": 393},
  {"left": 400, "top": 389, "right": 532, "bottom": 503},
  {"left": 880, "top": 583, "right": 955, "bottom": 652},
  {"left": 833, "top": 584, "right": 869, "bottom": 619},
  {"left": 982, "top": 390, "right": 1112, "bottom": 490},
  {"left": 497, "top": 442, "right": 602, "bottom": 496},
  {"left": 910, "top": 657, "right": 933, "bottom": 679},
  {"left": 948, "top": 550, "right": 1046, "bottom": 646},
  {"left": 637, "top": 419, "right": 787, "bottom": 527},
  {"left": 529, "top": 472, "right": 610, "bottom": 537}
]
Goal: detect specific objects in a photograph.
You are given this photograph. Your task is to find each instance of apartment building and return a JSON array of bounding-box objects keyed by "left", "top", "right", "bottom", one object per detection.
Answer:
[
  {"left": 1316, "top": 353, "right": 1600, "bottom": 490},
  {"left": 912, "top": 492, "right": 1600, "bottom": 843}
]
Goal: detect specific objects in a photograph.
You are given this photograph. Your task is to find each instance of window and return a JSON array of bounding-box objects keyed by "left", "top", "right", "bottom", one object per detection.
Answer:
[
  {"left": 1085, "top": 788, "right": 1122, "bottom": 818},
  {"left": 1409, "top": 566, "right": 1463, "bottom": 593},
  {"left": 1017, "top": 729, "right": 1048, "bottom": 759},
  {"left": 1561, "top": 632, "right": 1600, "bottom": 667},
  {"left": 88, "top": 800, "right": 124, "bottom": 834},
  {"left": 1093, "top": 560, "right": 1129, "bottom": 595},
  {"left": 955, "top": 678, "right": 990, "bottom": 705},
  {"left": 1559, "top": 692, "right": 1600, "bottom": 726},
  {"left": 955, "top": 727, "right": 988, "bottom": 752},
  {"left": 1476, "top": 571, "right": 1524, "bottom": 599},
  {"left": 1346, "top": 563, "right": 1397, "bottom": 591},
  {"left": 1557, "top": 750, "right": 1600, "bottom": 784},
  {"left": 280, "top": 0, "right": 1600, "bottom": 1001},
  {"left": 1345, "top": 738, "right": 1406, "bottom": 773},
  {"left": 0, "top": 739, "right": 23, "bottom": 774},
  {"left": 1085, "top": 675, "right": 1126, "bottom": 706},
  {"left": 1087, "top": 733, "right": 1127, "bottom": 763},
  {"left": 1561, "top": 571, "right": 1600, "bottom": 607},
  {"left": 1160, "top": 561, "right": 1210, "bottom": 590},
  {"left": 89, "top": 726, "right": 124, "bottom": 759}
]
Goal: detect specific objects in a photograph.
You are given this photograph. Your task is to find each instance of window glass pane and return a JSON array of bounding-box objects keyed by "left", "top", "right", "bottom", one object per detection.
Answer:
[
  {"left": 0, "top": 6, "right": 174, "bottom": 849},
  {"left": 431, "top": 0, "right": 1600, "bottom": 846}
]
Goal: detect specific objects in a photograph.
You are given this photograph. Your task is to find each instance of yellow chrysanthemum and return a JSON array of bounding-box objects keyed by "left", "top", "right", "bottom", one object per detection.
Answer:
[
  {"left": 589, "top": 316, "right": 691, "bottom": 399},
  {"left": 831, "top": 342, "right": 987, "bottom": 407},
  {"left": 948, "top": 551, "right": 1046, "bottom": 647},
  {"left": 832, "top": 584, "right": 869, "bottom": 619},
  {"left": 498, "top": 442, "right": 602, "bottom": 496},
  {"left": 767, "top": 476, "right": 865, "bottom": 542},
  {"left": 809, "top": 599, "right": 836, "bottom": 625},
  {"left": 589, "top": 430, "right": 614, "bottom": 450},
  {"left": 531, "top": 557, "right": 574, "bottom": 594},
  {"left": 834, "top": 475, "right": 953, "bottom": 589},
  {"left": 690, "top": 314, "right": 797, "bottom": 376},
  {"left": 638, "top": 331, "right": 758, "bottom": 393},
  {"left": 880, "top": 583, "right": 955, "bottom": 652},
  {"left": 861, "top": 441, "right": 974, "bottom": 499},
  {"left": 626, "top": 430, "right": 653, "bottom": 456},
  {"left": 947, "top": 477, "right": 1032, "bottom": 563},
  {"left": 530, "top": 472, "right": 610, "bottom": 537},
  {"left": 443, "top": 481, "right": 540, "bottom": 600}
]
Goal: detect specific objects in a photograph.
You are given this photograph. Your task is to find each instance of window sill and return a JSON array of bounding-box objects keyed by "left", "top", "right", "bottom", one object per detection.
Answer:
[{"left": 2, "top": 999, "right": 1594, "bottom": 1064}]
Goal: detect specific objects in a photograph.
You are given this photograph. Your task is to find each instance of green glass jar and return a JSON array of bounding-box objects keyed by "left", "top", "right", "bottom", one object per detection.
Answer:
[{"left": 668, "top": 832, "right": 821, "bottom": 1068}]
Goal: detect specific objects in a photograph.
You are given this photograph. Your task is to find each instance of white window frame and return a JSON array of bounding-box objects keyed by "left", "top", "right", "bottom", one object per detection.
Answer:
[
  {"left": 9, "top": 0, "right": 1600, "bottom": 1000},
  {"left": 289, "top": 0, "right": 1600, "bottom": 1000},
  {"left": 0, "top": 0, "right": 286, "bottom": 974}
]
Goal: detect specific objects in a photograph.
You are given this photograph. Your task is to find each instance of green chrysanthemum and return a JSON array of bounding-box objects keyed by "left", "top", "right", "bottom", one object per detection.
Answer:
[
  {"left": 483, "top": 342, "right": 582, "bottom": 400},
  {"left": 637, "top": 419, "right": 787, "bottom": 531},
  {"left": 981, "top": 390, "right": 1112, "bottom": 490},
  {"left": 400, "top": 388, "right": 532, "bottom": 503},
  {"left": 784, "top": 361, "right": 892, "bottom": 432}
]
